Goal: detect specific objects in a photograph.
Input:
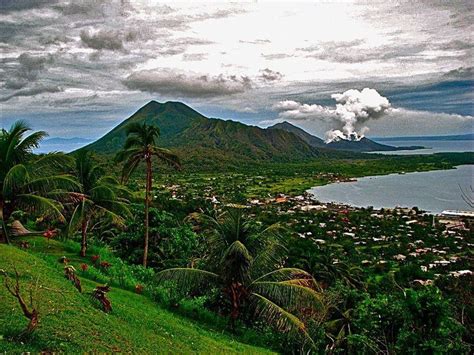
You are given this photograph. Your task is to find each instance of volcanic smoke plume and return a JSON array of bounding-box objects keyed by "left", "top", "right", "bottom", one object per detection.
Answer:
[{"left": 275, "top": 88, "right": 392, "bottom": 143}]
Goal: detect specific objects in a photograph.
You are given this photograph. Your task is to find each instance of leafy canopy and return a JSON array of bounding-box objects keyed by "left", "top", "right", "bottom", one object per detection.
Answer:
[
  {"left": 157, "top": 208, "right": 323, "bottom": 345},
  {"left": 0, "top": 121, "right": 79, "bottom": 223}
]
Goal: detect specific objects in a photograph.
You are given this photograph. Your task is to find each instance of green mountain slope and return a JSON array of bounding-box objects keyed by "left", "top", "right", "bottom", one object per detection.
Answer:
[
  {"left": 0, "top": 241, "right": 272, "bottom": 353},
  {"left": 268, "top": 121, "right": 326, "bottom": 148},
  {"left": 82, "top": 101, "right": 322, "bottom": 166}
]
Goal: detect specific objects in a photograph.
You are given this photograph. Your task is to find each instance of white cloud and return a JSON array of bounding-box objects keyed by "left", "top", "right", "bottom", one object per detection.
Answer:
[{"left": 0, "top": 1, "right": 472, "bottom": 138}]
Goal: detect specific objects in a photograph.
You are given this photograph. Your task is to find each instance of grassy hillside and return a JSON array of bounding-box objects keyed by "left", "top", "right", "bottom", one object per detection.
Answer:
[{"left": 0, "top": 240, "right": 273, "bottom": 353}]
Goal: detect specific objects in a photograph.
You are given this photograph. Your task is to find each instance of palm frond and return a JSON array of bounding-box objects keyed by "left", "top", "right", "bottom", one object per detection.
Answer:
[
  {"left": 123, "top": 135, "right": 144, "bottom": 150},
  {"left": 94, "top": 204, "right": 127, "bottom": 226},
  {"left": 68, "top": 200, "right": 87, "bottom": 237},
  {"left": 30, "top": 153, "right": 75, "bottom": 175},
  {"left": 90, "top": 185, "right": 117, "bottom": 201},
  {"left": 2, "top": 164, "right": 29, "bottom": 197},
  {"left": 96, "top": 199, "right": 131, "bottom": 220},
  {"left": 115, "top": 146, "right": 142, "bottom": 164},
  {"left": 1, "top": 121, "right": 30, "bottom": 169},
  {"left": 26, "top": 175, "right": 80, "bottom": 194},
  {"left": 249, "top": 292, "right": 310, "bottom": 333},
  {"left": 251, "top": 281, "right": 322, "bottom": 310},
  {"left": 252, "top": 268, "right": 317, "bottom": 284},
  {"left": 250, "top": 239, "right": 287, "bottom": 277},
  {"left": 17, "top": 131, "right": 48, "bottom": 153},
  {"left": 152, "top": 147, "right": 181, "bottom": 169},
  {"left": 156, "top": 268, "right": 220, "bottom": 294},
  {"left": 120, "top": 154, "right": 142, "bottom": 183},
  {"left": 220, "top": 240, "right": 252, "bottom": 283},
  {"left": 16, "top": 194, "right": 65, "bottom": 222}
]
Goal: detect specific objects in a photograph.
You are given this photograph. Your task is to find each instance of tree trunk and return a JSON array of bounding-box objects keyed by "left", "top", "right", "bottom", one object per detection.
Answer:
[
  {"left": 0, "top": 199, "right": 10, "bottom": 244},
  {"left": 80, "top": 219, "right": 88, "bottom": 257},
  {"left": 143, "top": 157, "right": 152, "bottom": 267},
  {"left": 227, "top": 282, "right": 246, "bottom": 331}
]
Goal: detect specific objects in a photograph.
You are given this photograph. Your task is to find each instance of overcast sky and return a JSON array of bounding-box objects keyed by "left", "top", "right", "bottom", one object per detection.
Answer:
[{"left": 0, "top": 0, "right": 473, "bottom": 139}]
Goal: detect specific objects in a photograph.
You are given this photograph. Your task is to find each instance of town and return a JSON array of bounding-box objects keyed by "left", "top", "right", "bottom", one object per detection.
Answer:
[{"left": 157, "top": 172, "right": 473, "bottom": 288}]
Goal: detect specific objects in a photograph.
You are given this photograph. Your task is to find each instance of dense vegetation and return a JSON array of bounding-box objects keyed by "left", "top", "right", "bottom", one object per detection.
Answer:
[{"left": 1, "top": 120, "right": 472, "bottom": 353}]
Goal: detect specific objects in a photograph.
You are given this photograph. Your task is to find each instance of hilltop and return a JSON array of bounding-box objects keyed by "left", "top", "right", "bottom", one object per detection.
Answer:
[{"left": 82, "top": 101, "right": 323, "bottom": 168}]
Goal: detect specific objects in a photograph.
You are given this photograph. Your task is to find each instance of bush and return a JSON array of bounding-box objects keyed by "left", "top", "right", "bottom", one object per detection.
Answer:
[
  {"left": 111, "top": 204, "right": 201, "bottom": 269},
  {"left": 352, "top": 287, "right": 468, "bottom": 354}
]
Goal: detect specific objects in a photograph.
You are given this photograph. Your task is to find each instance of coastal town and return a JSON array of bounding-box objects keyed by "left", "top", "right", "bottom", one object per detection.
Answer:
[{"left": 159, "top": 174, "right": 473, "bottom": 286}]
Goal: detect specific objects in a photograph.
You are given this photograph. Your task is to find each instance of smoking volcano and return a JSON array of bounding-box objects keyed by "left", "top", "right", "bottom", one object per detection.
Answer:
[{"left": 275, "top": 88, "right": 392, "bottom": 143}]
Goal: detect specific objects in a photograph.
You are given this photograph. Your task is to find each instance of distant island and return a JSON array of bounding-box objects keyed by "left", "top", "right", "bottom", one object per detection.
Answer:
[
  {"left": 374, "top": 133, "right": 474, "bottom": 142},
  {"left": 36, "top": 137, "right": 94, "bottom": 153},
  {"left": 75, "top": 101, "right": 424, "bottom": 157}
]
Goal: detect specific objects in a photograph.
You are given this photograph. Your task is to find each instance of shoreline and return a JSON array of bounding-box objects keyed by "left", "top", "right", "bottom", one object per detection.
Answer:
[{"left": 307, "top": 164, "right": 474, "bottom": 214}]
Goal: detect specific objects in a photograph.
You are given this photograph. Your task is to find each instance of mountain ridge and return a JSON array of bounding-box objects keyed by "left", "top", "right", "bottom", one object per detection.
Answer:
[
  {"left": 268, "top": 121, "right": 423, "bottom": 152},
  {"left": 81, "top": 101, "right": 328, "bottom": 168}
]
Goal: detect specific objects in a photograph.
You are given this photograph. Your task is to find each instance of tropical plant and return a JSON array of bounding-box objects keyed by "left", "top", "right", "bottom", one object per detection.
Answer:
[
  {"left": 68, "top": 150, "right": 131, "bottom": 256},
  {"left": 111, "top": 204, "right": 200, "bottom": 269},
  {"left": 157, "top": 208, "right": 323, "bottom": 347},
  {"left": 0, "top": 121, "right": 79, "bottom": 243},
  {"left": 350, "top": 287, "right": 467, "bottom": 353},
  {"left": 116, "top": 122, "right": 180, "bottom": 267},
  {"left": 322, "top": 283, "right": 367, "bottom": 353},
  {"left": 295, "top": 247, "right": 363, "bottom": 289}
]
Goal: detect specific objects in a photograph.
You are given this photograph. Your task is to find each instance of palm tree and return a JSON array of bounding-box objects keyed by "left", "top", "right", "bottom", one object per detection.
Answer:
[
  {"left": 0, "top": 121, "right": 79, "bottom": 244},
  {"left": 68, "top": 150, "right": 131, "bottom": 256},
  {"left": 295, "top": 248, "right": 363, "bottom": 289},
  {"left": 116, "top": 122, "right": 180, "bottom": 267},
  {"left": 157, "top": 208, "right": 323, "bottom": 345}
]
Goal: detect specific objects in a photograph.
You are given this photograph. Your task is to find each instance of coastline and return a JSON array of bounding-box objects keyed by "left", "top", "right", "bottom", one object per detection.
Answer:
[{"left": 307, "top": 164, "right": 474, "bottom": 214}]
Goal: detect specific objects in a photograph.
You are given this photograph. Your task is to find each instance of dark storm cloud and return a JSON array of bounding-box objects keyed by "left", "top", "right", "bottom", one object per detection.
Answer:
[
  {"left": 259, "top": 68, "right": 283, "bottom": 82},
  {"left": 0, "top": 0, "right": 57, "bottom": 12},
  {"left": 298, "top": 40, "right": 429, "bottom": 64},
  {"left": 123, "top": 69, "right": 252, "bottom": 98},
  {"left": 261, "top": 53, "right": 293, "bottom": 60},
  {"left": 80, "top": 29, "right": 124, "bottom": 51},
  {"left": 182, "top": 53, "right": 208, "bottom": 61},
  {"left": 442, "top": 67, "right": 474, "bottom": 80},
  {"left": 3, "top": 53, "right": 55, "bottom": 89},
  {"left": 53, "top": 0, "right": 134, "bottom": 17},
  {"left": 0, "top": 84, "right": 62, "bottom": 102},
  {"left": 17, "top": 53, "right": 54, "bottom": 79}
]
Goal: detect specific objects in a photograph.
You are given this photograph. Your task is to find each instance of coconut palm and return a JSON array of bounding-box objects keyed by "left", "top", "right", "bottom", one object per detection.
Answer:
[
  {"left": 68, "top": 150, "right": 131, "bottom": 256},
  {"left": 0, "top": 121, "right": 79, "bottom": 244},
  {"left": 116, "top": 122, "right": 180, "bottom": 267},
  {"left": 157, "top": 208, "right": 322, "bottom": 345},
  {"left": 295, "top": 247, "right": 363, "bottom": 289}
]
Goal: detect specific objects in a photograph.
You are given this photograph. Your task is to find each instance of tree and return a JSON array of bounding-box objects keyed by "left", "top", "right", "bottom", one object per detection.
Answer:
[
  {"left": 295, "top": 246, "right": 363, "bottom": 289},
  {"left": 0, "top": 121, "right": 79, "bottom": 244},
  {"left": 68, "top": 150, "right": 131, "bottom": 256},
  {"left": 350, "top": 288, "right": 467, "bottom": 353},
  {"left": 116, "top": 122, "right": 180, "bottom": 267},
  {"left": 111, "top": 204, "right": 199, "bottom": 269},
  {"left": 157, "top": 208, "right": 323, "bottom": 346}
]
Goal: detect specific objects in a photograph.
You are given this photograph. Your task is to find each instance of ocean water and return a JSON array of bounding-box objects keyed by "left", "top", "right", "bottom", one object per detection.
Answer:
[
  {"left": 370, "top": 139, "right": 473, "bottom": 155},
  {"left": 309, "top": 165, "right": 474, "bottom": 214}
]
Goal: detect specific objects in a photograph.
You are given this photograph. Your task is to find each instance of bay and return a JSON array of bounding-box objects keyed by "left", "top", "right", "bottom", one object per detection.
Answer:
[{"left": 309, "top": 165, "right": 474, "bottom": 214}]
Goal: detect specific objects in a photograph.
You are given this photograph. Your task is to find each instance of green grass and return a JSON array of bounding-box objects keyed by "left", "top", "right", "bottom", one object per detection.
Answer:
[{"left": 0, "top": 240, "right": 274, "bottom": 353}]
